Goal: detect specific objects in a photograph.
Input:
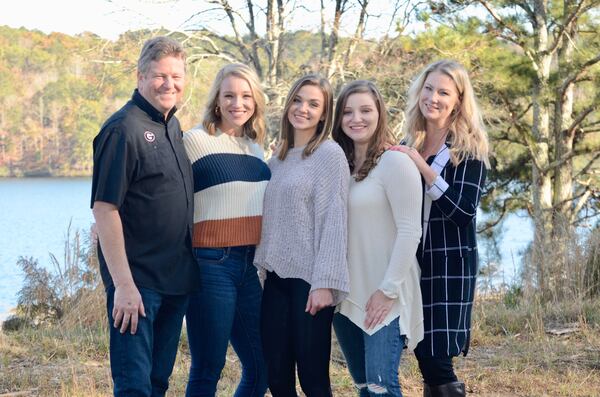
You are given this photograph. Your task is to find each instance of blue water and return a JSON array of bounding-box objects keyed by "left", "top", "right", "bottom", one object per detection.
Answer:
[
  {"left": 0, "top": 178, "right": 94, "bottom": 321},
  {"left": 0, "top": 178, "right": 534, "bottom": 321}
]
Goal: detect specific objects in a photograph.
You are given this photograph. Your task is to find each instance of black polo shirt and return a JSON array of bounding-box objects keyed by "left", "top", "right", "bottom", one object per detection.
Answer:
[{"left": 91, "top": 89, "right": 198, "bottom": 295}]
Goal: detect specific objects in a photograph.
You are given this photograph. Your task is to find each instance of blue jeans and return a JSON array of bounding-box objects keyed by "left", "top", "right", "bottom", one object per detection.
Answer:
[
  {"left": 333, "top": 313, "right": 405, "bottom": 397},
  {"left": 185, "top": 246, "right": 267, "bottom": 397},
  {"left": 106, "top": 285, "right": 189, "bottom": 397}
]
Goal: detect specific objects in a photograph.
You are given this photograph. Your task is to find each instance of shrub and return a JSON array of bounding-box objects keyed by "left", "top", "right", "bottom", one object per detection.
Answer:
[
  {"left": 13, "top": 223, "right": 100, "bottom": 326},
  {"left": 521, "top": 224, "right": 600, "bottom": 302},
  {"left": 1, "top": 314, "right": 31, "bottom": 332}
]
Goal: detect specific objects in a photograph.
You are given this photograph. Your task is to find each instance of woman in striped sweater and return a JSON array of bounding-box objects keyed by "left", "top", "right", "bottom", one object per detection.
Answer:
[{"left": 183, "top": 63, "right": 270, "bottom": 397}]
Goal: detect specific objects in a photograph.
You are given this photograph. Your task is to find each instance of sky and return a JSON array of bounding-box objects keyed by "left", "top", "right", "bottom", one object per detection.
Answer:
[
  {"left": 0, "top": 0, "right": 207, "bottom": 40},
  {"left": 0, "top": 0, "right": 423, "bottom": 41}
]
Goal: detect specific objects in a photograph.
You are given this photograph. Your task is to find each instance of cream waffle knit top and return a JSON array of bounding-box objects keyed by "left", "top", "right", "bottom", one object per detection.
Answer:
[{"left": 337, "top": 151, "right": 424, "bottom": 350}]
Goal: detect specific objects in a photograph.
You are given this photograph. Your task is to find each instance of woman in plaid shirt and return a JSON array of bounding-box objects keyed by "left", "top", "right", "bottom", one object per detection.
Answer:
[{"left": 393, "top": 60, "right": 490, "bottom": 397}]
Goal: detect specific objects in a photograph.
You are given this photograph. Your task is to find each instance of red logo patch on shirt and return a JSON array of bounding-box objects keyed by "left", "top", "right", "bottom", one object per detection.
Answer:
[{"left": 144, "top": 131, "right": 156, "bottom": 143}]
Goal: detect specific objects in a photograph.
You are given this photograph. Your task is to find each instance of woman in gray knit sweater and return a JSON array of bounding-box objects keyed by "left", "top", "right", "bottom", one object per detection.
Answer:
[{"left": 254, "top": 74, "right": 350, "bottom": 397}]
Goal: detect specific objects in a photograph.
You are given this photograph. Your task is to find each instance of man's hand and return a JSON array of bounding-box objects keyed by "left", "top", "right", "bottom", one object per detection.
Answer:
[
  {"left": 305, "top": 288, "right": 334, "bottom": 316},
  {"left": 90, "top": 222, "right": 99, "bottom": 244},
  {"left": 93, "top": 201, "right": 143, "bottom": 334},
  {"left": 113, "top": 282, "right": 146, "bottom": 334},
  {"left": 364, "top": 289, "right": 394, "bottom": 330}
]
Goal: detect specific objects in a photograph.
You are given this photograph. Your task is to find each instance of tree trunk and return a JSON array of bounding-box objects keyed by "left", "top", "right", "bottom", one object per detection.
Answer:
[
  {"left": 553, "top": 17, "right": 576, "bottom": 235},
  {"left": 246, "top": 0, "right": 263, "bottom": 79},
  {"left": 319, "top": 0, "right": 328, "bottom": 69},
  {"left": 266, "top": 0, "right": 279, "bottom": 86},
  {"left": 341, "top": 0, "right": 369, "bottom": 81},
  {"left": 327, "top": 0, "right": 347, "bottom": 79},
  {"left": 530, "top": 0, "right": 553, "bottom": 295}
]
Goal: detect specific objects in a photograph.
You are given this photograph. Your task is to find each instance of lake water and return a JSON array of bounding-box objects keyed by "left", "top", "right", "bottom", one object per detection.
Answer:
[
  {"left": 0, "top": 178, "right": 534, "bottom": 321},
  {"left": 0, "top": 178, "right": 94, "bottom": 321}
]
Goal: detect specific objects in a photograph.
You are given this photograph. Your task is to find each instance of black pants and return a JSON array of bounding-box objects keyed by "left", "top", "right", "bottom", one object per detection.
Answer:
[
  {"left": 414, "top": 350, "right": 458, "bottom": 386},
  {"left": 260, "top": 271, "right": 334, "bottom": 397}
]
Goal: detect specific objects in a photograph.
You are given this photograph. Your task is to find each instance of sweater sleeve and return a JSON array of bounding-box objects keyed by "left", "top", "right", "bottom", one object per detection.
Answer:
[
  {"left": 378, "top": 152, "right": 423, "bottom": 298},
  {"left": 310, "top": 143, "right": 351, "bottom": 303},
  {"left": 431, "top": 158, "right": 487, "bottom": 228}
]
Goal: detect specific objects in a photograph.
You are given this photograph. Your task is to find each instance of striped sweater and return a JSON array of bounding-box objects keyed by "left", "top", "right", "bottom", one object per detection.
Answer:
[{"left": 183, "top": 126, "right": 271, "bottom": 248}]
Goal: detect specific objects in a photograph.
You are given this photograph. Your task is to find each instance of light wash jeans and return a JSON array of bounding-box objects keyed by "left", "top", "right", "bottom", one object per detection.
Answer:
[{"left": 333, "top": 313, "right": 405, "bottom": 397}]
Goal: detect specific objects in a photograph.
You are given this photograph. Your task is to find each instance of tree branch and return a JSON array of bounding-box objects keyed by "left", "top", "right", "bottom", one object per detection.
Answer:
[
  {"left": 477, "top": 0, "right": 523, "bottom": 48},
  {"left": 477, "top": 196, "right": 531, "bottom": 233},
  {"left": 547, "top": 0, "right": 587, "bottom": 55},
  {"left": 560, "top": 52, "right": 600, "bottom": 97},
  {"left": 573, "top": 151, "right": 600, "bottom": 181},
  {"left": 568, "top": 103, "right": 600, "bottom": 136},
  {"left": 497, "top": 93, "right": 542, "bottom": 170},
  {"left": 570, "top": 189, "right": 593, "bottom": 224}
]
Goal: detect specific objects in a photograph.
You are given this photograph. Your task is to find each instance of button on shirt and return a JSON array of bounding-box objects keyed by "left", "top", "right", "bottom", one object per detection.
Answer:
[{"left": 91, "top": 89, "right": 198, "bottom": 295}]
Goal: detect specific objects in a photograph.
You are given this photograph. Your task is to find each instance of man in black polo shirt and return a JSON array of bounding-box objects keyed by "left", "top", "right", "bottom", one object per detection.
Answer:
[{"left": 91, "top": 36, "right": 198, "bottom": 397}]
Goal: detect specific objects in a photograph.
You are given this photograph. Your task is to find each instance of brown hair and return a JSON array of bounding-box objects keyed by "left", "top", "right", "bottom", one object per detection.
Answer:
[
  {"left": 277, "top": 74, "right": 334, "bottom": 160},
  {"left": 138, "top": 36, "right": 186, "bottom": 75},
  {"left": 332, "top": 80, "right": 395, "bottom": 181}
]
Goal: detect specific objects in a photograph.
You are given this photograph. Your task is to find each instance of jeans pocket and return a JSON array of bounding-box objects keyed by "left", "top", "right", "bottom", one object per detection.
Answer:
[{"left": 194, "top": 247, "right": 228, "bottom": 265}]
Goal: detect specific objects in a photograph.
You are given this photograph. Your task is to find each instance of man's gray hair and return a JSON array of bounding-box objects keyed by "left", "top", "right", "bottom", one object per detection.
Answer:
[{"left": 138, "top": 36, "right": 186, "bottom": 75}]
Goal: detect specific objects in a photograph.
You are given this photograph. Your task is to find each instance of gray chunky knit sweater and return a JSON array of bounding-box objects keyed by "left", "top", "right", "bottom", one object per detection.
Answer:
[{"left": 254, "top": 140, "right": 351, "bottom": 304}]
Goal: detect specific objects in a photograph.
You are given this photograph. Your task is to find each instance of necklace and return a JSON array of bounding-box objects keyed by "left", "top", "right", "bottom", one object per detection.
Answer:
[{"left": 420, "top": 130, "right": 449, "bottom": 159}]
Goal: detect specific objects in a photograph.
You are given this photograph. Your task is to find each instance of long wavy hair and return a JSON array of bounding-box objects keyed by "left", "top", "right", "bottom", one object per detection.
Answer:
[
  {"left": 202, "top": 63, "right": 267, "bottom": 143},
  {"left": 402, "top": 59, "right": 490, "bottom": 167},
  {"left": 332, "top": 80, "right": 395, "bottom": 181},
  {"left": 277, "top": 74, "right": 334, "bottom": 161}
]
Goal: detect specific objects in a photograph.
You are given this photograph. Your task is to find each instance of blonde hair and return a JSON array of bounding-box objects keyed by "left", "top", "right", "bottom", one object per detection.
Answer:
[
  {"left": 402, "top": 59, "right": 490, "bottom": 167},
  {"left": 332, "top": 80, "right": 395, "bottom": 181},
  {"left": 277, "top": 74, "right": 334, "bottom": 161},
  {"left": 202, "top": 63, "right": 267, "bottom": 143}
]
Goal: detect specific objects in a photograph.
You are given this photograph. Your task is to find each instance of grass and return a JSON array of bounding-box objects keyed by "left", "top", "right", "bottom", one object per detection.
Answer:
[{"left": 2, "top": 295, "right": 599, "bottom": 396}]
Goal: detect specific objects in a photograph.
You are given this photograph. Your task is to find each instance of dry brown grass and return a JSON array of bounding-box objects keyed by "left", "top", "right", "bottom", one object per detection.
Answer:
[{"left": 2, "top": 297, "right": 600, "bottom": 397}]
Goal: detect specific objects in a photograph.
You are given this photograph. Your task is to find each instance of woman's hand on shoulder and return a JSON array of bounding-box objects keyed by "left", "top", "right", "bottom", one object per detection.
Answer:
[
  {"left": 388, "top": 144, "right": 421, "bottom": 163},
  {"left": 364, "top": 289, "right": 394, "bottom": 330},
  {"left": 389, "top": 145, "right": 437, "bottom": 186},
  {"left": 305, "top": 288, "right": 334, "bottom": 316}
]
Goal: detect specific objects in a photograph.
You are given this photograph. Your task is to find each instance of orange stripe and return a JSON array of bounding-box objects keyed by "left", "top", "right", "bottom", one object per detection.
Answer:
[{"left": 193, "top": 216, "right": 262, "bottom": 247}]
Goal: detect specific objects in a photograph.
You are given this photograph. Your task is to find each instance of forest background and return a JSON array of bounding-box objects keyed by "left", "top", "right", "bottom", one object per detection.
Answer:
[{"left": 0, "top": 0, "right": 599, "bottom": 395}]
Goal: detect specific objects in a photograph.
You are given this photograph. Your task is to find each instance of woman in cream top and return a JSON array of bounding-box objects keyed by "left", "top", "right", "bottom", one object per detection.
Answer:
[{"left": 332, "top": 80, "right": 423, "bottom": 397}]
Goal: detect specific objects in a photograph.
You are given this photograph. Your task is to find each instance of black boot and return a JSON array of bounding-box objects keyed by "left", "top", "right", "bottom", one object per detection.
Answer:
[
  {"left": 423, "top": 383, "right": 432, "bottom": 397},
  {"left": 428, "top": 381, "right": 466, "bottom": 397}
]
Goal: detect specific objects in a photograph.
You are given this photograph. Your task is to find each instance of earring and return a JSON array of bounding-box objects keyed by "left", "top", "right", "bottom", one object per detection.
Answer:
[{"left": 215, "top": 106, "right": 221, "bottom": 116}]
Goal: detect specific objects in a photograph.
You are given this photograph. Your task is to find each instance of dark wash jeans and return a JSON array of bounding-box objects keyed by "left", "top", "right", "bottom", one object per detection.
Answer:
[
  {"left": 333, "top": 313, "right": 405, "bottom": 397},
  {"left": 261, "top": 271, "right": 335, "bottom": 397},
  {"left": 185, "top": 246, "right": 267, "bottom": 397},
  {"left": 106, "top": 285, "right": 189, "bottom": 397}
]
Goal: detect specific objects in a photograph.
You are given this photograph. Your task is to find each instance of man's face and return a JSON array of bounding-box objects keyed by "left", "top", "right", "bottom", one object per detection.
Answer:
[{"left": 137, "top": 56, "right": 185, "bottom": 117}]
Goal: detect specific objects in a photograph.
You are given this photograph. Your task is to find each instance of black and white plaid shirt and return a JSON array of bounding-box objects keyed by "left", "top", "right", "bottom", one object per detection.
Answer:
[{"left": 415, "top": 152, "right": 487, "bottom": 358}]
